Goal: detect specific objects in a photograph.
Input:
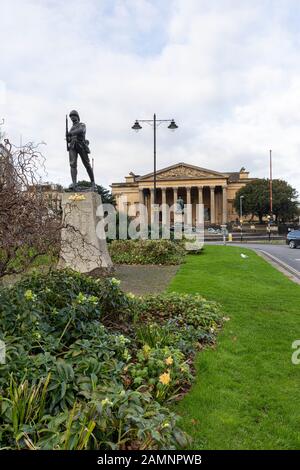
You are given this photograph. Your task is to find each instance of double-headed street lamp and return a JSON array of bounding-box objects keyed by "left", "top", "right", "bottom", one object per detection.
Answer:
[{"left": 132, "top": 114, "right": 178, "bottom": 205}]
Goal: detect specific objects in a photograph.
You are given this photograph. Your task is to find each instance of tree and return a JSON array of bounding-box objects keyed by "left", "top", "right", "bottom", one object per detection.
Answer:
[
  {"left": 272, "top": 180, "right": 299, "bottom": 223},
  {"left": 0, "top": 139, "right": 61, "bottom": 278},
  {"left": 74, "top": 180, "right": 116, "bottom": 206},
  {"left": 234, "top": 179, "right": 298, "bottom": 223}
]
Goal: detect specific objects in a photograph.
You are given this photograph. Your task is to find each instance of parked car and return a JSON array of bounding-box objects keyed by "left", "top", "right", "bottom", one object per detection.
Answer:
[
  {"left": 207, "top": 227, "right": 223, "bottom": 234},
  {"left": 286, "top": 229, "right": 300, "bottom": 249}
]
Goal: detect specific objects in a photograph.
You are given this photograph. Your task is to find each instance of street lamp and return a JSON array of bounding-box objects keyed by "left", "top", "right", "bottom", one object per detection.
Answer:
[
  {"left": 240, "top": 195, "right": 244, "bottom": 222},
  {"left": 240, "top": 195, "right": 244, "bottom": 242},
  {"left": 131, "top": 114, "right": 178, "bottom": 205}
]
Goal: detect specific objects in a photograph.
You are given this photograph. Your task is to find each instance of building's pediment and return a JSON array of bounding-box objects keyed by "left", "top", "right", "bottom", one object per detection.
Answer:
[{"left": 136, "top": 163, "right": 226, "bottom": 181}]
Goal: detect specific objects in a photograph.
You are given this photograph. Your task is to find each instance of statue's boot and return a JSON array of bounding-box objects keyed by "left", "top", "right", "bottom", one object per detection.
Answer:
[
  {"left": 85, "top": 165, "right": 96, "bottom": 191},
  {"left": 71, "top": 167, "right": 77, "bottom": 191},
  {"left": 87, "top": 166, "right": 95, "bottom": 184}
]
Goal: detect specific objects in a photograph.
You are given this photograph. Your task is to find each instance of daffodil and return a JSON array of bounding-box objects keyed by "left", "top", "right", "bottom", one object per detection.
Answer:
[
  {"left": 165, "top": 356, "right": 173, "bottom": 366},
  {"left": 159, "top": 372, "right": 171, "bottom": 385}
]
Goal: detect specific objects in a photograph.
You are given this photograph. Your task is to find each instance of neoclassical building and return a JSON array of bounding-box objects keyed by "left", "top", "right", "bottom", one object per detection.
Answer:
[{"left": 111, "top": 162, "right": 253, "bottom": 225}]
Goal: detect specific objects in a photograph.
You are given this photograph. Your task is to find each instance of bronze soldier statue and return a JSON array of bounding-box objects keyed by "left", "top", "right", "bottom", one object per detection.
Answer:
[{"left": 66, "top": 110, "right": 95, "bottom": 190}]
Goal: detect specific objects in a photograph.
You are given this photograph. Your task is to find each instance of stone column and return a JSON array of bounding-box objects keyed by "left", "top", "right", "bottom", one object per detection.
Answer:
[
  {"left": 161, "top": 187, "right": 167, "bottom": 206},
  {"left": 138, "top": 188, "right": 147, "bottom": 235},
  {"left": 161, "top": 187, "right": 167, "bottom": 225},
  {"left": 186, "top": 187, "right": 192, "bottom": 227},
  {"left": 222, "top": 186, "right": 227, "bottom": 224},
  {"left": 150, "top": 188, "right": 159, "bottom": 238},
  {"left": 210, "top": 186, "right": 215, "bottom": 224},
  {"left": 138, "top": 188, "right": 144, "bottom": 205},
  {"left": 186, "top": 187, "right": 191, "bottom": 205},
  {"left": 195, "top": 186, "right": 203, "bottom": 227},
  {"left": 150, "top": 188, "right": 155, "bottom": 224},
  {"left": 173, "top": 187, "right": 178, "bottom": 205},
  {"left": 198, "top": 186, "right": 203, "bottom": 204},
  {"left": 161, "top": 187, "right": 169, "bottom": 237},
  {"left": 149, "top": 188, "right": 154, "bottom": 204}
]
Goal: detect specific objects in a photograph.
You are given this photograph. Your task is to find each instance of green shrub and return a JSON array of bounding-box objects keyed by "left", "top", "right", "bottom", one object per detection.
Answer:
[
  {"left": 135, "top": 319, "right": 213, "bottom": 355},
  {"left": 132, "top": 293, "right": 223, "bottom": 354},
  {"left": 0, "top": 269, "right": 222, "bottom": 450},
  {"left": 0, "top": 270, "right": 133, "bottom": 351},
  {"left": 135, "top": 292, "right": 222, "bottom": 332},
  {"left": 0, "top": 270, "right": 191, "bottom": 450},
  {"left": 108, "top": 239, "right": 186, "bottom": 265}
]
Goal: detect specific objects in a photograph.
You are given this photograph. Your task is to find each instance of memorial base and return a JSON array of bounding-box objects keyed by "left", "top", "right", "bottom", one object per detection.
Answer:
[{"left": 58, "top": 191, "right": 113, "bottom": 276}]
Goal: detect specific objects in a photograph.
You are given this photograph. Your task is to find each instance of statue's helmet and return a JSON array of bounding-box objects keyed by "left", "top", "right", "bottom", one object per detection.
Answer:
[{"left": 69, "top": 110, "right": 80, "bottom": 120}]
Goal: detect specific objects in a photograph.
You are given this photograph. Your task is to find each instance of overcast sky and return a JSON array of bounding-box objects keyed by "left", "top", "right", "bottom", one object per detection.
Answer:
[{"left": 1, "top": 0, "right": 300, "bottom": 195}]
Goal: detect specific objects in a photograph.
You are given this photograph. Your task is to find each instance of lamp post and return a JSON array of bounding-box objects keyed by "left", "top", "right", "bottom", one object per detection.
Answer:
[
  {"left": 269, "top": 149, "right": 273, "bottom": 220},
  {"left": 240, "top": 195, "right": 244, "bottom": 241},
  {"left": 132, "top": 114, "right": 178, "bottom": 205}
]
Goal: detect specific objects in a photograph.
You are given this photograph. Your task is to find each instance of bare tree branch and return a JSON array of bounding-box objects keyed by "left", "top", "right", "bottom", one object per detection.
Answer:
[{"left": 0, "top": 139, "right": 61, "bottom": 278}]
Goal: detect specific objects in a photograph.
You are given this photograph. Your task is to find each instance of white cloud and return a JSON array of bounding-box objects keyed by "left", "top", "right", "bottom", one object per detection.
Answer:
[{"left": 1, "top": 0, "right": 300, "bottom": 196}]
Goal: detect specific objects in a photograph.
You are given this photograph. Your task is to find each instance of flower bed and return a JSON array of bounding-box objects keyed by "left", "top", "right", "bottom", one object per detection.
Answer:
[{"left": 0, "top": 270, "right": 223, "bottom": 450}]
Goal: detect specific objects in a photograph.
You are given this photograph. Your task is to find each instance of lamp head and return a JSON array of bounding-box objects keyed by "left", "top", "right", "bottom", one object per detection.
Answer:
[
  {"left": 132, "top": 120, "right": 142, "bottom": 132},
  {"left": 168, "top": 119, "right": 178, "bottom": 131}
]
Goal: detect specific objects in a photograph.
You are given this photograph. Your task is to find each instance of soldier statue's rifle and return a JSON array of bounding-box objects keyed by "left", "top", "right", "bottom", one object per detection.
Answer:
[{"left": 65, "top": 115, "right": 69, "bottom": 151}]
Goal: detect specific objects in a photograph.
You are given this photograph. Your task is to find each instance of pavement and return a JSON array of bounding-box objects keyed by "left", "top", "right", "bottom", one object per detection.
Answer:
[
  {"left": 205, "top": 241, "right": 300, "bottom": 281},
  {"left": 114, "top": 264, "right": 180, "bottom": 295}
]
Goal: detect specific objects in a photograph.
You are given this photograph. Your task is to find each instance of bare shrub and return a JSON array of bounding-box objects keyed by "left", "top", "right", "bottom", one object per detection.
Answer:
[{"left": 0, "top": 139, "right": 61, "bottom": 278}]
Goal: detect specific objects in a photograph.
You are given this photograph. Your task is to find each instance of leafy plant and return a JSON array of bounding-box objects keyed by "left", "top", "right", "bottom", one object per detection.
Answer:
[
  {"left": 135, "top": 323, "right": 174, "bottom": 349},
  {"left": 136, "top": 292, "right": 223, "bottom": 333},
  {"left": 0, "top": 374, "right": 51, "bottom": 449},
  {"left": 108, "top": 239, "right": 186, "bottom": 265},
  {"left": 0, "top": 269, "right": 222, "bottom": 450},
  {"left": 127, "top": 346, "right": 192, "bottom": 403}
]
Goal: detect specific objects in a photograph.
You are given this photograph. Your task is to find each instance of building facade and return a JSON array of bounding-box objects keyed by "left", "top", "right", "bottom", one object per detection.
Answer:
[
  {"left": 27, "top": 182, "right": 63, "bottom": 213},
  {"left": 111, "top": 162, "right": 253, "bottom": 225}
]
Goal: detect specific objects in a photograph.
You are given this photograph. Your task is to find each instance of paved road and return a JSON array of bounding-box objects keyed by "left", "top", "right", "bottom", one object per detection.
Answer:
[{"left": 206, "top": 242, "right": 300, "bottom": 276}]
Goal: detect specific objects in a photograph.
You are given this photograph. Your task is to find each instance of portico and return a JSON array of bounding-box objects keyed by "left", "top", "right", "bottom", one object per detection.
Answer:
[
  {"left": 111, "top": 162, "right": 252, "bottom": 226},
  {"left": 137, "top": 185, "right": 227, "bottom": 225}
]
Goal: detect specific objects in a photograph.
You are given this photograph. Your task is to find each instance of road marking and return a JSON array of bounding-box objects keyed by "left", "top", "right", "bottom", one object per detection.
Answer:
[{"left": 259, "top": 250, "right": 300, "bottom": 278}]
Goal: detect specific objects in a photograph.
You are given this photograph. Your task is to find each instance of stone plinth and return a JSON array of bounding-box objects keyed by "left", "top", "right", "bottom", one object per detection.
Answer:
[{"left": 58, "top": 191, "right": 113, "bottom": 276}]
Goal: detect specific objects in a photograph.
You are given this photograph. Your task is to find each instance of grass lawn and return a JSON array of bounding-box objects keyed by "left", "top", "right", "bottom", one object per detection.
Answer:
[{"left": 168, "top": 245, "right": 300, "bottom": 450}]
